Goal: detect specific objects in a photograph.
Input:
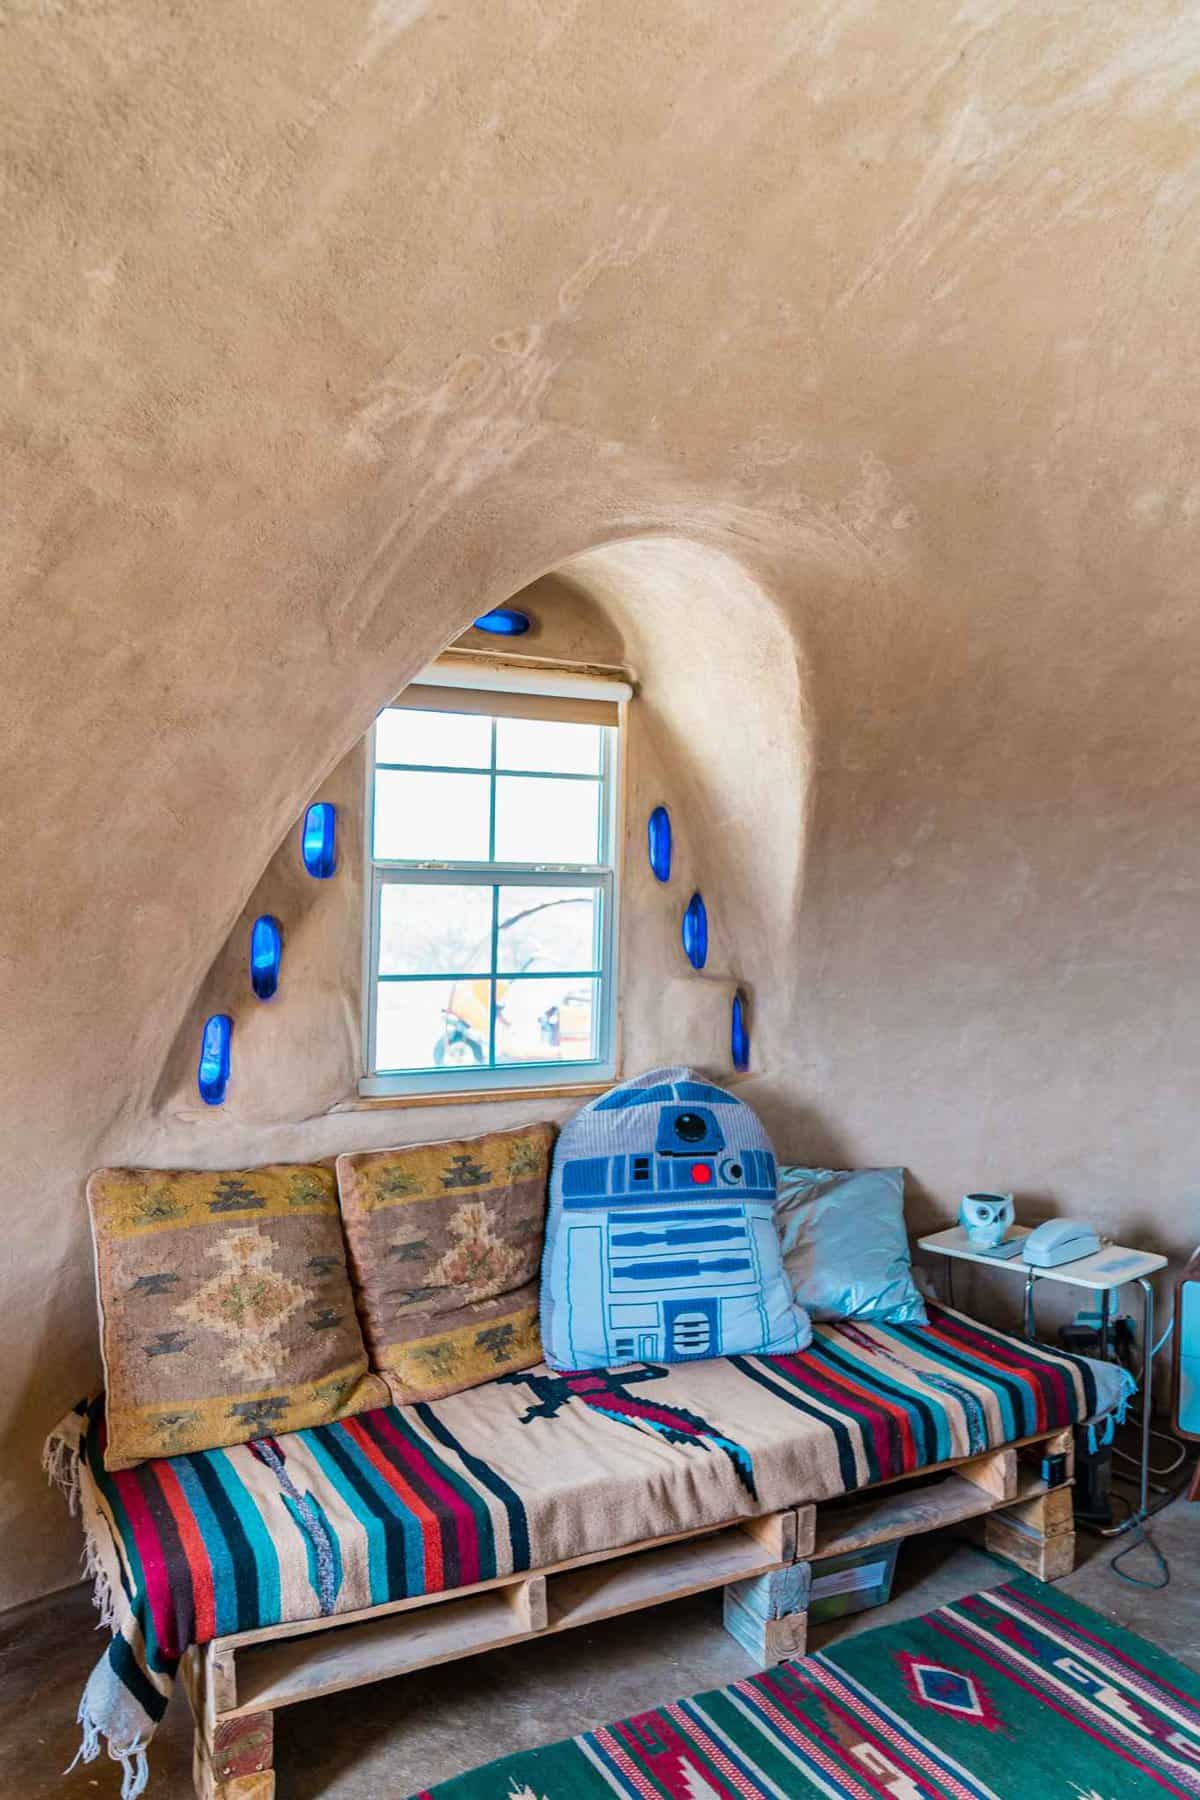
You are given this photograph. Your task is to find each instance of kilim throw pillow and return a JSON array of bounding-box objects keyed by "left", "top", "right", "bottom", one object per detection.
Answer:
[
  {"left": 335, "top": 1123, "right": 554, "bottom": 1404},
  {"left": 86, "top": 1163, "right": 390, "bottom": 1470}
]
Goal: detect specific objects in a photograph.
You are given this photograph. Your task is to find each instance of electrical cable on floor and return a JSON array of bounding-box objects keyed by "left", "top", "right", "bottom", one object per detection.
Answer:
[
  {"left": 1108, "top": 1503, "right": 1171, "bottom": 1590},
  {"left": 1110, "top": 1420, "right": 1189, "bottom": 1480},
  {"left": 1112, "top": 1442, "right": 1188, "bottom": 1479},
  {"left": 1096, "top": 1451, "right": 1196, "bottom": 1589}
]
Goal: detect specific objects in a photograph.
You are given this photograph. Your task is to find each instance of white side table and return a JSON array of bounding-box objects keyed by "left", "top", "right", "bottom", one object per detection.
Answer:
[{"left": 916, "top": 1224, "right": 1167, "bottom": 1534}]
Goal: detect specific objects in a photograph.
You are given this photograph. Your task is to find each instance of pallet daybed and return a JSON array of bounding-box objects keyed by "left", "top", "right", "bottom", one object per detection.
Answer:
[
  {"left": 49, "top": 1305, "right": 1126, "bottom": 1800},
  {"left": 183, "top": 1428, "right": 1075, "bottom": 1800}
]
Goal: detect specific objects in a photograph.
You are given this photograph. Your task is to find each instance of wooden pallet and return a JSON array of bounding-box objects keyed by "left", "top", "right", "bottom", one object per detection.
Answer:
[{"left": 181, "top": 1426, "right": 1074, "bottom": 1798}]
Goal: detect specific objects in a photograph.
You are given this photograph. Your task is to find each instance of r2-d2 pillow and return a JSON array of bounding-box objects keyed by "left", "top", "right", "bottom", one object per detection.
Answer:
[{"left": 540, "top": 1065, "right": 812, "bottom": 1369}]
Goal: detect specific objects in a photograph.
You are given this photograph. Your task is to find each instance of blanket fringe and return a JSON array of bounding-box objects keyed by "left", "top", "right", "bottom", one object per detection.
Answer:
[
  {"left": 1085, "top": 1366, "right": 1138, "bottom": 1456},
  {"left": 44, "top": 1411, "right": 122, "bottom": 1630},
  {"left": 42, "top": 1427, "right": 80, "bottom": 1517},
  {"left": 68, "top": 1704, "right": 149, "bottom": 1800},
  {"left": 80, "top": 1527, "right": 120, "bottom": 1634}
]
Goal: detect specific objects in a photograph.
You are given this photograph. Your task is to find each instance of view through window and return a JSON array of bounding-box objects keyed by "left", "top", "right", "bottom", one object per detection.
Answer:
[{"left": 362, "top": 684, "right": 620, "bottom": 1094}]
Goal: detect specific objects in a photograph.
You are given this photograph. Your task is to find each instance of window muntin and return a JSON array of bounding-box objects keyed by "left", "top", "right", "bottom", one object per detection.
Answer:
[{"left": 362, "top": 696, "right": 619, "bottom": 1095}]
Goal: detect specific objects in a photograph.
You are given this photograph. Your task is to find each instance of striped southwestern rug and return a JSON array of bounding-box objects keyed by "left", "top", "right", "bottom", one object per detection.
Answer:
[{"left": 414, "top": 1576, "right": 1200, "bottom": 1800}]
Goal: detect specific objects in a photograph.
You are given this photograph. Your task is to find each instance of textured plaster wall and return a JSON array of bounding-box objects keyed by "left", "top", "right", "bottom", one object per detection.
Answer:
[{"left": 4, "top": 0, "right": 1200, "bottom": 1608}]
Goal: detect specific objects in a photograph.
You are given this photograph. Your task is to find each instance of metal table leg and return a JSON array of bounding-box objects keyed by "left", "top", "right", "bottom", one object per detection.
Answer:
[
  {"left": 1096, "top": 1274, "right": 1157, "bottom": 1538},
  {"left": 1135, "top": 1275, "right": 1155, "bottom": 1521},
  {"left": 1023, "top": 1269, "right": 1037, "bottom": 1341}
]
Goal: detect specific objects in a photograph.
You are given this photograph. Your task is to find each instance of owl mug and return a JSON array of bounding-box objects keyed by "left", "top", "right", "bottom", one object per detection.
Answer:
[{"left": 959, "top": 1191, "right": 1014, "bottom": 1249}]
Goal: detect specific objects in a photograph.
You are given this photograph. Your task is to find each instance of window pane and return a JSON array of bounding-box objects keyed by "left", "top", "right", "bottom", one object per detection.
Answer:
[
  {"left": 496, "top": 886, "right": 599, "bottom": 973},
  {"left": 495, "top": 976, "right": 598, "bottom": 1064},
  {"left": 494, "top": 776, "right": 600, "bottom": 863},
  {"left": 375, "top": 976, "right": 492, "bottom": 1072},
  {"left": 379, "top": 885, "right": 493, "bottom": 976},
  {"left": 373, "top": 769, "right": 491, "bottom": 861},
  {"left": 495, "top": 716, "right": 602, "bottom": 775},
  {"left": 375, "top": 706, "right": 491, "bottom": 769}
]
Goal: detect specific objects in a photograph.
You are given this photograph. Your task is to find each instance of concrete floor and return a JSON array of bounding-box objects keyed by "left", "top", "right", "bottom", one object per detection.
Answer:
[{"left": 3, "top": 1497, "right": 1196, "bottom": 1800}]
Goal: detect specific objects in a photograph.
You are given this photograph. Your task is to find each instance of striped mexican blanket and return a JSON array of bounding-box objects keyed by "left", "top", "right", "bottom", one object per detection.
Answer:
[{"left": 45, "top": 1305, "right": 1129, "bottom": 1798}]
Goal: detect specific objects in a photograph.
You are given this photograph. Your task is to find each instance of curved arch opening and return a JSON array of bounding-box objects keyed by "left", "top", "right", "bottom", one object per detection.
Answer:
[{"left": 159, "top": 533, "right": 813, "bottom": 1126}]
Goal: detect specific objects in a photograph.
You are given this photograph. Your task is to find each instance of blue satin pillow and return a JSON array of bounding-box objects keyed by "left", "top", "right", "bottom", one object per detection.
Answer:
[{"left": 775, "top": 1165, "right": 927, "bottom": 1324}]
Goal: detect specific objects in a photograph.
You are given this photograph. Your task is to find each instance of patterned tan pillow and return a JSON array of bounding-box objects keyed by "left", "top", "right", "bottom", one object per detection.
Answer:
[
  {"left": 86, "top": 1163, "right": 390, "bottom": 1470},
  {"left": 335, "top": 1123, "right": 554, "bottom": 1404}
]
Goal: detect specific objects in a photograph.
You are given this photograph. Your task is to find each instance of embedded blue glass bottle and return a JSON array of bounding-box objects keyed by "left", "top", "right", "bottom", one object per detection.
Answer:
[
  {"left": 473, "top": 607, "right": 531, "bottom": 637},
  {"left": 198, "top": 1014, "right": 232, "bottom": 1106},
  {"left": 647, "top": 805, "right": 672, "bottom": 883},
  {"left": 301, "top": 803, "right": 337, "bottom": 878},
  {"left": 731, "top": 990, "right": 750, "bottom": 1071},
  {"left": 250, "top": 915, "right": 282, "bottom": 1000},
  {"left": 682, "top": 892, "right": 708, "bottom": 969}
]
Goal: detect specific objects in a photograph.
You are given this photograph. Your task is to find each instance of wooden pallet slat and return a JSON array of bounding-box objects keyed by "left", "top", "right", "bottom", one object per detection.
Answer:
[
  {"left": 812, "top": 1467, "right": 1051, "bottom": 1560},
  {"left": 1002, "top": 1483, "right": 1074, "bottom": 1537},
  {"left": 723, "top": 1575, "right": 809, "bottom": 1663},
  {"left": 504, "top": 1574, "right": 548, "bottom": 1632},
  {"left": 740, "top": 1503, "right": 815, "bottom": 1563},
  {"left": 234, "top": 1587, "right": 533, "bottom": 1715},
  {"left": 183, "top": 1644, "right": 274, "bottom": 1800},
  {"left": 985, "top": 1507, "right": 1076, "bottom": 1580},
  {"left": 547, "top": 1525, "right": 779, "bottom": 1633},
  {"left": 726, "top": 1564, "right": 811, "bottom": 1622},
  {"left": 1041, "top": 1426, "right": 1076, "bottom": 1481},
  {"left": 959, "top": 1447, "right": 1018, "bottom": 1501}
]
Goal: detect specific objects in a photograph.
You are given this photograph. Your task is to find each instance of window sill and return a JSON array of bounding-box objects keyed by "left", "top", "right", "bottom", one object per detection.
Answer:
[{"left": 331, "top": 1079, "right": 615, "bottom": 1113}]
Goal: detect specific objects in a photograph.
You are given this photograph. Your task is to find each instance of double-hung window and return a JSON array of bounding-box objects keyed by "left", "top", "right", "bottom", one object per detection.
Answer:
[{"left": 361, "top": 664, "right": 626, "bottom": 1096}]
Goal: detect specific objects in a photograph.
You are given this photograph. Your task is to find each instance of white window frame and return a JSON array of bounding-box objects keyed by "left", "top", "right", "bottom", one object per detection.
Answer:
[{"left": 359, "top": 661, "right": 629, "bottom": 1098}]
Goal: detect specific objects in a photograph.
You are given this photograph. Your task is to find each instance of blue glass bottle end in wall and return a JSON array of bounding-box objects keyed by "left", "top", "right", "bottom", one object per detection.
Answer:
[
  {"left": 473, "top": 607, "right": 531, "bottom": 637},
  {"left": 647, "top": 804, "right": 672, "bottom": 883},
  {"left": 731, "top": 990, "right": 750, "bottom": 1071},
  {"left": 250, "top": 914, "right": 282, "bottom": 1000},
  {"left": 198, "top": 1014, "right": 232, "bottom": 1106},
  {"left": 301, "top": 802, "right": 337, "bottom": 878},
  {"left": 682, "top": 891, "right": 708, "bottom": 969}
]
